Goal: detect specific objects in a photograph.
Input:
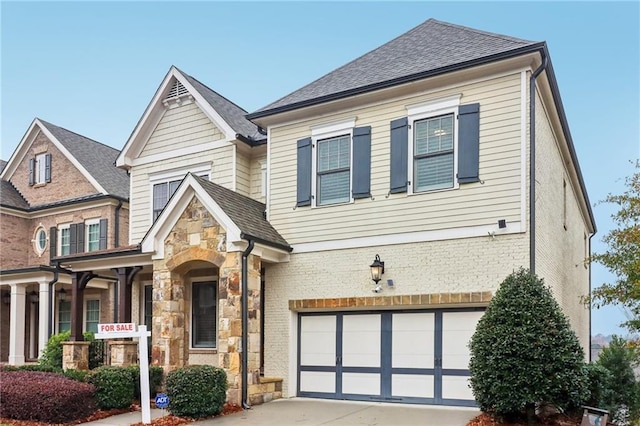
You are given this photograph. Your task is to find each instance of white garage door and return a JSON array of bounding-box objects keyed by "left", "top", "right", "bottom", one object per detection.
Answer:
[{"left": 298, "top": 309, "right": 483, "bottom": 406}]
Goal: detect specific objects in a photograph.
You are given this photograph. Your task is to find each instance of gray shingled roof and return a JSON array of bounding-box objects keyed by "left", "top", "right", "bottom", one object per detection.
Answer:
[
  {"left": 178, "top": 69, "right": 265, "bottom": 143},
  {"left": 39, "top": 120, "right": 129, "bottom": 199},
  {"left": 0, "top": 160, "right": 7, "bottom": 173},
  {"left": 192, "top": 174, "right": 290, "bottom": 251},
  {"left": 250, "top": 19, "right": 538, "bottom": 117},
  {"left": 0, "top": 179, "right": 29, "bottom": 209}
]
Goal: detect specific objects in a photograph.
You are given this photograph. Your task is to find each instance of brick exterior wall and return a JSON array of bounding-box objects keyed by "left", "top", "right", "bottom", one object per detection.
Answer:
[
  {"left": 0, "top": 214, "right": 30, "bottom": 269},
  {"left": 264, "top": 234, "right": 529, "bottom": 396},
  {"left": 10, "top": 130, "right": 98, "bottom": 207}
]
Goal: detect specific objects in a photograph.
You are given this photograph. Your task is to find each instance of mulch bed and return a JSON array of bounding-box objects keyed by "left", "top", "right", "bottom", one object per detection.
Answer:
[
  {"left": 0, "top": 402, "right": 244, "bottom": 426},
  {"left": 467, "top": 412, "right": 583, "bottom": 426}
]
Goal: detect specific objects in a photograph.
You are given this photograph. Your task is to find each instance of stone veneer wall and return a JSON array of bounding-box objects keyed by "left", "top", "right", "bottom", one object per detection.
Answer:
[{"left": 150, "top": 196, "right": 268, "bottom": 405}]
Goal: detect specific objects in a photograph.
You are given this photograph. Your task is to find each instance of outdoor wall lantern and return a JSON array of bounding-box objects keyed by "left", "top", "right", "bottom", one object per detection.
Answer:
[
  {"left": 29, "top": 290, "right": 39, "bottom": 303},
  {"left": 370, "top": 254, "right": 385, "bottom": 285},
  {"left": 57, "top": 287, "right": 67, "bottom": 302},
  {"left": 2, "top": 292, "right": 10, "bottom": 305}
]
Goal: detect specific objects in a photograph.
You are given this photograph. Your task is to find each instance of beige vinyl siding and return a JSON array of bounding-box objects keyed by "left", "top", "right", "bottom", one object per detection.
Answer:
[
  {"left": 235, "top": 149, "right": 250, "bottom": 197},
  {"left": 533, "top": 89, "right": 590, "bottom": 356},
  {"left": 129, "top": 147, "right": 234, "bottom": 242},
  {"left": 250, "top": 154, "right": 267, "bottom": 203},
  {"left": 269, "top": 72, "right": 524, "bottom": 245},
  {"left": 139, "top": 102, "right": 225, "bottom": 159}
]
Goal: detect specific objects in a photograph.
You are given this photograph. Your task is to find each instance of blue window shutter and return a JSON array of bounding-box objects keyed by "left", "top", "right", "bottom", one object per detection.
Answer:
[
  {"left": 352, "top": 126, "right": 371, "bottom": 199},
  {"left": 296, "top": 137, "right": 312, "bottom": 207},
  {"left": 457, "top": 103, "right": 480, "bottom": 183},
  {"left": 45, "top": 154, "right": 52, "bottom": 183},
  {"left": 69, "top": 224, "right": 77, "bottom": 255},
  {"left": 99, "top": 219, "right": 108, "bottom": 250},
  {"left": 390, "top": 117, "right": 408, "bottom": 193},
  {"left": 76, "top": 223, "right": 85, "bottom": 253},
  {"left": 49, "top": 226, "right": 57, "bottom": 257},
  {"left": 29, "top": 158, "right": 35, "bottom": 186}
]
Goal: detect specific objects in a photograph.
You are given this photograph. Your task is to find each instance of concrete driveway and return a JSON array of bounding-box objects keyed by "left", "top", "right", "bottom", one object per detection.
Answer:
[{"left": 191, "top": 398, "right": 479, "bottom": 426}]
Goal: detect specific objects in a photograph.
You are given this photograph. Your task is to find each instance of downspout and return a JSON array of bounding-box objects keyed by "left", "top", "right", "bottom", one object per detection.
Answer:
[
  {"left": 241, "top": 237, "right": 255, "bottom": 409},
  {"left": 114, "top": 200, "right": 123, "bottom": 247},
  {"left": 529, "top": 51, "right": 548, "bottom": 274}
]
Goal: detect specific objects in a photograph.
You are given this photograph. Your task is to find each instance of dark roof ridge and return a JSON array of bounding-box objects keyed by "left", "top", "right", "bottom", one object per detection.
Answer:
[
  {"left": 37, "top": 119, "right": 120, "bottom": 153},
  {"left": 177, "top": 67, "right": 250, "bottom": 115}
]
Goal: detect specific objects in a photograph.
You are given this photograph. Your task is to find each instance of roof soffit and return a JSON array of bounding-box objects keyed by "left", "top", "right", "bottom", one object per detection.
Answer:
[
  {"left": 0, "top": 119, "right": 107, "bottom": 195},
  {"left": 117, "top": 67, "right": 237, "bottom": 168}
]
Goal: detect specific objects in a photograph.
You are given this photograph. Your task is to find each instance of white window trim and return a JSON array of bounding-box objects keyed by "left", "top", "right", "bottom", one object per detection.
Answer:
[
  {"left": 148, "top": 163, "right": 212, "bottom": 223},
  {"left": 83, "top": 298, "right": 101, "bottom": 333},
  {"left": 310, "top": 118, "right": 356, "bottom": 208},
  {"left": 32, "top": 225, "right": 47, "bottom": 256},
  {"left": 85, "top": 218, "right": 100, "bottom": 252},
  {"left": 35, "top": 153, "right": 47, "bottom": 184},
  {"left": 189, "top": 278, "right": 218, "bottom": 350},
  {"left": 58, "top": 223, "right": 71, "bottom": 256},
  {"left": 407, "top": 95, "right": 461, "bottom": 195}
]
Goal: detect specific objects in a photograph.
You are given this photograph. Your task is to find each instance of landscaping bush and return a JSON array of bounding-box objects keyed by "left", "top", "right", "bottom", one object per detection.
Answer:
[
  {"left": 0, "top": 370, "right": 96, "bottom": 423},
  {"left": 0, "top": 364, "right": 62, "bottom": 373},
  {"left": 63, "top": 368, "right": 90, "bottom": 382},
  {"left": 39, "top": 330, "right": 70, "bottom": 369},
  {"left": 84, "top": 331, "right": 106, "bottom": 370},
  {"left": 468, "top": 269, "right": 588, "bottom": 420},
  {"left": 165, "top": 365, "right": 227, "bottom": 418},
  {"left": 583, "top": 363, "right": 613, "bottom": 409},
  {"left": 86, "top": 365, "right": 136, "bottom": 409},
  {"left": 597, "top": 335, "right": 639, "bottom": 420},
  {"left": 127, "top": 364, "right": 165, "bottom": 398}
]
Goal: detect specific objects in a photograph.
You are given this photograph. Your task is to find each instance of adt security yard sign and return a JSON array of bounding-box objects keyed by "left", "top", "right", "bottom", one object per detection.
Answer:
[
  {"left": 155, "top": 393, "right": 169, "bottom": 409},
  {"left": 96, "top": 323, "right": 152, "bottom": 424}
]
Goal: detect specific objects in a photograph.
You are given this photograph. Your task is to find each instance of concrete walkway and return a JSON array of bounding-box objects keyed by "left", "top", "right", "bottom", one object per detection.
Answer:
[{"left": 82, "top": 398, "right": 479, "bottom": 425}]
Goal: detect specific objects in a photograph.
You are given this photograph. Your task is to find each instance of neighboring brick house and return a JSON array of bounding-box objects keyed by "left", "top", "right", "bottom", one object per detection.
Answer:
[
  {"left": 0, "top": 118, "right": 129, "bottom": 364},
  {"left": 44, "top": 18, "right": 595, "bottom": 409}
]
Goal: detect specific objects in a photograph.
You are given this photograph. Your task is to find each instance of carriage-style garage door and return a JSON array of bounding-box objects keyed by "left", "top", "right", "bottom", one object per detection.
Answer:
[{"left": 297, "top": 309, "right": 483, "bottom": 406}]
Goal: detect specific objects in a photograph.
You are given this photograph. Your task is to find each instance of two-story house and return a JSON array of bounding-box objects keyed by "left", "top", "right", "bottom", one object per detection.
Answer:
[
  {"left": 51, "top": 18, "right": 595, "bottom": 409},
  {"left": 0, "top": 119, "right": 130, "bottom": 365}
]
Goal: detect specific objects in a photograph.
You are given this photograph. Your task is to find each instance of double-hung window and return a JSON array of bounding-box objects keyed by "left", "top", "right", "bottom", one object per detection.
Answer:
[
  {"left": 191, "top": 281, "right": 217, "bottom": 348},
  {"left": 59, "top": 225, "right": 71, "bottom": 256},
  {"left": 390, "top": 95, "right": 480, "bottom": 194},
  {"left": 58, "top": 300, "right": 71, "bottom": 332},
  {"left": 85, "top": 219, "right": 103, "bottom": 252},
  {"left": 85, "top": 300, "right": 100, "bottom": 333},
  {"left": 153, "top": 180, "right": 181, "bottom": 221},
  {"left": 316, "top": 134, "right": 351, "bottom": 205},
  {"left": 296, "top": 118, "right": 372, "bottom": 208}
]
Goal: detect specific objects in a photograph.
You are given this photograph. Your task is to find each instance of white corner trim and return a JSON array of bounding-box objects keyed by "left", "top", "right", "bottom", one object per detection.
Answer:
[
  {"left": 310, "top": 117, "right": 356, "bottom": 137},
  {"left": 406, "top": 94, "right": 461, "bottom": 116},
  {"left": 232, "top": 144, "right": 237, "bottom": 192},
  {"left": 520, "top": 70, "right": 528, "bottom": 233},
  {"left": 265, "top": 128, "right": 271, "bottom": 221},
  {"left": 291, "top": 222, "right": 524, "bottom": 253}
]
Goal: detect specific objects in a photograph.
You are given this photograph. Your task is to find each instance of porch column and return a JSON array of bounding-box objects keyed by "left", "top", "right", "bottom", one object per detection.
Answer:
[
  {"left": 38, "top": 281, "right": 49, "bottom": 358},
  {"left": 8, "top": 285, "right": 26, "bottom": 365},
  {"left": 70, "top": 271, "right": 97, "bottom": 341},
  {"left": 113, "top": 266, "right": 141, "bottom": 323}
]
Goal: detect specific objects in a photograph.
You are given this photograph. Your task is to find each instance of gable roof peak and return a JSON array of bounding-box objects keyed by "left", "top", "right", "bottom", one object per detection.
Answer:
[{"left": 248, "top": 18, "right": 539, "bottom": 119}]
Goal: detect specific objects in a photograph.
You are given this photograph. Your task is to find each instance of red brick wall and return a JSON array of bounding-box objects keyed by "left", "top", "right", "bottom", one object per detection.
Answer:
[
  {"left": 10, "top": 130, "right": 98, "bottom": 206},
  {"left": 0, "top": 213, "right": 30, "bottom": 269}
]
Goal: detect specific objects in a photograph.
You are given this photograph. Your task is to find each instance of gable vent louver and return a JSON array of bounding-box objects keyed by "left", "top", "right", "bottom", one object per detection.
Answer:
[{"left": 163, "top": 80, "right": 193, "bottom": 107}]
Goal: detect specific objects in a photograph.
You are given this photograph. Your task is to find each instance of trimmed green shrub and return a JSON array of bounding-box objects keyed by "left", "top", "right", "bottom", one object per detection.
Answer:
[
  {"left": 469, "top": 269, "right": 588, "bottom": 419},
  {"left": 63, "top": 368, "right": 90, "bottom": 382},
  {"left": 127, "top": 364, "right": 165, "bottom": 398},
  {"left": 39, "top": 330, "right": 71, "bottom": 369},
  {"left": 597, "top": 335, "right": 639, "bottom": 419},
  {"left": 86, "top": 366, "right": 135, "bottom": 409},
  {"left": 1, "top": 364, "right": 62, "bottom": 373},
  {"left": 165, "top": 365, "right": 227, "bottom": 418},
  {"left": 583, "top": 363, "right": 613, "bottom": 408},
  {"left": 0, "top": 370, "right": 96, "bottom": 423}
]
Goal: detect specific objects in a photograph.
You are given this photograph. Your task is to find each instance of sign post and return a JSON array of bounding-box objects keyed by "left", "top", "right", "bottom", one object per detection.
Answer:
[{"left": 96, "top": 323, "right": 152, "bottom": 424}]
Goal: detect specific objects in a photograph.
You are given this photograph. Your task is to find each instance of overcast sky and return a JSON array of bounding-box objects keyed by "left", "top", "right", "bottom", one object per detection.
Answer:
[{"left": 2, "top": 1, "right": 638, "bottom": 337}]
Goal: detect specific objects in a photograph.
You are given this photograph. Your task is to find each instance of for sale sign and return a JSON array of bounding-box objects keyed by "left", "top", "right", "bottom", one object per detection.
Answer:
[{"left": 98, "top": 323, "right": 135, "bottom": 333}]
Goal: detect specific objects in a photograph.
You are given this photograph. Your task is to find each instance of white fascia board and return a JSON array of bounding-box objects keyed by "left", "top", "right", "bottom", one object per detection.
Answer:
[
  {"left": 176, "top": 71, "right": 237, "bottom": 141},
  {"left": 0, "top": 207, "right": 30, "bottom": 219},
  {"left": 117, "top": 67, "right": 176, "bottom": 168},
  {"left": 58, "top": 253, "right": 152, "bottom": 273},
  {"left": 0, "top": 119, "right": 40, "bottom": 180},
  {"left": 226, "top": 240, "right": 290, "bottom": 263},
  {"left": 142, "top": 174, "right": 241, "bottom": 259},
  {"left": 0, "top": 270, "right": 55, "bottom": 285},
  {"left": 292, "top": 222, "right": 524, "bottom": 253}
]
